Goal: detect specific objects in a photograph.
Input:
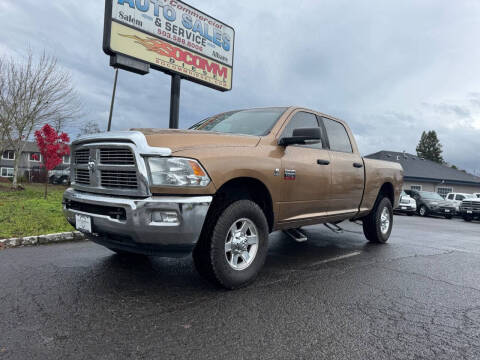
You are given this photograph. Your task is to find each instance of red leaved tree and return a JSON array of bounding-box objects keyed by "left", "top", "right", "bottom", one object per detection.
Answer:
[{"left": 34, "top": 124, "right": 70, "bottom": 199}]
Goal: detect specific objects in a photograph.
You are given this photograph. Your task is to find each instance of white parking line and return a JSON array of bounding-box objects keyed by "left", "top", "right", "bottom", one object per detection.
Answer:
[{"left": 309, "top": 251, "right": 362, "bottom": 267}]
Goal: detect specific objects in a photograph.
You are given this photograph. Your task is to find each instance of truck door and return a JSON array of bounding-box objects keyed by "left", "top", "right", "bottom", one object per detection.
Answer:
[
  {"left": 278, "top": 111, "right": 331, "bottom": 223},
  {"left": 321, "top": 117, "right": 365, "bottom": 215}
]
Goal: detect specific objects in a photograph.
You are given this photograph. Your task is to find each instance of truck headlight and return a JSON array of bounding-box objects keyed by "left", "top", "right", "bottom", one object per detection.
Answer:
[{"left": 147, "top": 157, "right": 211, "bottom": 187}]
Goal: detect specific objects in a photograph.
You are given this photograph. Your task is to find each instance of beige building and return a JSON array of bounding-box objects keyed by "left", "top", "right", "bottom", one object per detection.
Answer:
[{"left": 366, "top": 151, "right": 480, "bottom": 197}]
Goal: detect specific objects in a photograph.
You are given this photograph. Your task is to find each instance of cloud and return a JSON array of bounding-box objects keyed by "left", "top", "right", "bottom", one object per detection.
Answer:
[{"left": 0, "top": 0, "right": 479, "bottom": 174}]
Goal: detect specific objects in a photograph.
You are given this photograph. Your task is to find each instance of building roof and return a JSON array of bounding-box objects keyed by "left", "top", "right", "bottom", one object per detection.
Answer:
[
  {"left": 1, "top": 141, "right": 39, "bottom": 153},
  {"left": 366, "top": 151, "right": 480, "bottom": 186}
]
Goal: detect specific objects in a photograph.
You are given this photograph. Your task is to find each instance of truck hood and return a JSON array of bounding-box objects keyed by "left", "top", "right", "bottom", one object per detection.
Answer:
[{"left": 135, "top": 129, "right": 261, "bottom": 153}]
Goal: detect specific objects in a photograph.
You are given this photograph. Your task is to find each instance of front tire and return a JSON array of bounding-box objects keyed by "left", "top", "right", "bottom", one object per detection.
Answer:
[
  {"left": 363, "top": 197, "right": 393, "bottom": 244},
  {"left": 193, "top": 200, "right": 269, "bottom": 289},
  {"left": 418, "top": 205, "right": 428, "bottom": 217},
  {"left": 463, "top": 216, "right": 473, "bottom": 222},
  {"left": 445, "top": 215, "right": 453, "bottom": 220}
]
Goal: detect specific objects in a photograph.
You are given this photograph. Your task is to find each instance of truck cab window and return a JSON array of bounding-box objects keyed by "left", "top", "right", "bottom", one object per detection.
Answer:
[
  {"left": 323, "top": 118, "right": 353, "bottom": 153},
  {"left": 282, "top": 112, "right": 322, "bottom": 149}
]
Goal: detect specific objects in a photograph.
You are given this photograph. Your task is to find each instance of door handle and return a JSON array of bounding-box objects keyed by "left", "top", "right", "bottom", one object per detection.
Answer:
[
  {"left": 353, "top": 162, "right": 364, "bottom": 168},
  {"left": 317, "top": 159, "right": 330, "bottom": 165}
]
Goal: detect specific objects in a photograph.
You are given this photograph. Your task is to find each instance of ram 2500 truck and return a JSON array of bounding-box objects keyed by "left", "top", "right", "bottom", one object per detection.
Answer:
[{"left": 63, "top": 107, "right": 403, "bottom": 289}]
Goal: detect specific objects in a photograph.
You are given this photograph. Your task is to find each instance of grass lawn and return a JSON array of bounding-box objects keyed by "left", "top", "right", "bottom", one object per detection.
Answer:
[{"left": 0, "top": 183, "right": 74, "bottom": 239}]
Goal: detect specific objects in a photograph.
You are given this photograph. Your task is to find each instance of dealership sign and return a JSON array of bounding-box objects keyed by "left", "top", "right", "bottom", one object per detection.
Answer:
[{"left": 103, "top": 0, "right": 235, "bottom": 91}]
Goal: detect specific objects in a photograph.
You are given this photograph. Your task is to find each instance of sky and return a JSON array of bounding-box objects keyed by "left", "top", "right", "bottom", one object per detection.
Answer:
[{"left": 0, "top": 0, "right": 479, "bottom": 174}]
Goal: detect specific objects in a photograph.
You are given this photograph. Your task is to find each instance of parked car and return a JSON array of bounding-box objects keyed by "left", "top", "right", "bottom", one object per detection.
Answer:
[
  {"left": 459, "top": 198, "right": 480, "bottom": 222},
  {"left": 404, "top": 190, "right": 455, "bottom": 219},
  {"left": 445, "top": 192, "right": 476, "bottom": 212},
  {"left": 49, "top": 169, "right": 70, "bottom": 185},
  {"left": 63, "top": 107, "right": 403, "bottom": 289},
  {"left": 395, "top": 191, "right": 416, "bottom": 216}
]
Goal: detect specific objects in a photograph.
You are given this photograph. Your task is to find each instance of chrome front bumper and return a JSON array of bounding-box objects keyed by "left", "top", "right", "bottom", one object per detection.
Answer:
[{"left": 63, "top": 188, "right": 212, "bottom": 257}]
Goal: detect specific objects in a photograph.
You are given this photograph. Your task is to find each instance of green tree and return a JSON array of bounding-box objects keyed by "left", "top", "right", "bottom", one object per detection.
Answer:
[{"left": 416, "top": 130, "right": 444, "bottom": 163}]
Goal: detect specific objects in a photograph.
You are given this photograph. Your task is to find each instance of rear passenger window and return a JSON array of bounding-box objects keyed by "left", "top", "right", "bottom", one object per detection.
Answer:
[
  {"left": 448, "top": 194, "right": 454, "bottom": 200},
  {"left": 323, "top": 118, "right": 353, "bottom": 153},
  {"left": 456, "top": 195, "right": 465, "bottom": 201},
  {"left": 282, "top": 112, "right": 322, "bottom": 149}
]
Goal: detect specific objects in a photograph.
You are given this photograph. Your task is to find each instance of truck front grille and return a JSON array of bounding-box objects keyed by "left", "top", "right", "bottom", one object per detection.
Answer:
[
  {"left": 71, "top": 142, "right": 148, "bottom": 197},
  {"left": 461, "top": 201, "right": 480, "bottom": 211},
  {"left": 100, "top": 148, "right": 135, "bottom": 165},
  {"left": 101, "top": 170, "right": 138, "bottom": 189},
  {"left": 75, "top": 149, "right": 90, "bottom": 164},
  {"left": 75, "top": 169, "right": 90, "bottom": 185}
]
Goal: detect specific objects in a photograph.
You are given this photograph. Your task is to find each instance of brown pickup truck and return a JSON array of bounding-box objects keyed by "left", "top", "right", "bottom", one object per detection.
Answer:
[{"left": 63, "top": 107, "right": 403, "bottom": 289}]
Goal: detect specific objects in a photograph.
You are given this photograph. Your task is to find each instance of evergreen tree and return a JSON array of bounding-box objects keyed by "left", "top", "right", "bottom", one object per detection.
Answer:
[{"left": 416, "top": 130, "right": 444, "bottom": 164}]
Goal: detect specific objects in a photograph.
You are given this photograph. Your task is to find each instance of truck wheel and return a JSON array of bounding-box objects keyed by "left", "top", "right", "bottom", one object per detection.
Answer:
[
  {"left": 463, "top": 216, "right": 473, "bottom": 222},
  {"left": 418, "top": 205, "right": 428, "bottom": 217},
  {"left": 363, "top": 197, "right": 393, "bottom": 244},
  {"left": 193, "top": 200, "right": 269, "bottom": 289},
  {"left": 445, "top": 215, "right": 453, "bottom": 220}
]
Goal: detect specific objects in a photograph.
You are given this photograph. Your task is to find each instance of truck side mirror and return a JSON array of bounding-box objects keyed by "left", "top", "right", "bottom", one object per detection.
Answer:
[{"left": 278, "top": 127, "right": 321, "bottom": 146}]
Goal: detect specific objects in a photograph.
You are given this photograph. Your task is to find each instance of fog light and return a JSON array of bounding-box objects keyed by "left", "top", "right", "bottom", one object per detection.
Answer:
[{"left": 151, "top": 211, "right": 180, "bottom": 225}]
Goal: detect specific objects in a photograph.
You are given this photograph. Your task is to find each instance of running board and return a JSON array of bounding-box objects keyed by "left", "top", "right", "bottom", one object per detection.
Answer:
[
  {"left": 324, "top": 223, "right": 344, "bottom": 234},
  {"left": 283, "top": 228, "right": 308, "bottom": 242}
]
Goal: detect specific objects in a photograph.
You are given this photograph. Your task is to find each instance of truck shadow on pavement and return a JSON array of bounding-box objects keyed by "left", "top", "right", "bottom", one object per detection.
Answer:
[{"left": 90, "top": 224, "right": 376, "bottom": 294}]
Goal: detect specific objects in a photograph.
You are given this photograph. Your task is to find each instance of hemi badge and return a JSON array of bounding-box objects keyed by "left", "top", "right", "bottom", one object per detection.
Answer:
[{"left": 284, "top": 169, "right": 296, "bottom": 180}]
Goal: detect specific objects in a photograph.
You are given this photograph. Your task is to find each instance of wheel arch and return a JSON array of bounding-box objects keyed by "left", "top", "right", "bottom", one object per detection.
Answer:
[
  {"left": 378, "top": 182, "right": 395, "bottom": 206},
  {"left": 209, "top": 177, "right": 275, "bottom": 232}
]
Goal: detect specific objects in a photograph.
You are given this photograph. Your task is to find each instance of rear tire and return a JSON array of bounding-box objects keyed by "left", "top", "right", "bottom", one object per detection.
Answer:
[
  {"left": 193, "top": 200, "right": 269, "bottom": 289},
  {"left": 363, "top": 197, "right": 393, "bottom": 244},
  {"left": 463, "top": 216, "right": 473, "bottom": 222},
  {"left": 445, "top": 215, "right": 453, "bottom": 220},
  {"left": 407, "top": 212, "right": 414, "bottom": 217}
]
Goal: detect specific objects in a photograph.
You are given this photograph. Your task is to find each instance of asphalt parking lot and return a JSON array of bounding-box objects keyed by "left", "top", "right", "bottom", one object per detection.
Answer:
[{"left": 1, "top": 215, "right": 480, "bottom": 360}]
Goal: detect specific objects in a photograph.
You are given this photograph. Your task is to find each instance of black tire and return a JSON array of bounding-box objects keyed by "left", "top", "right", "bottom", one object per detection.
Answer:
[
  {"left": 418, "top": 205, "right": 428, "bottom": 217},
  {"left": 363, "top": 197, "right": 393, "bottom": 244},
  {"left": 407, "top": 212, "right": 414, "bottom": 216},
  {"left": 445, "top": 215, "right": 453, "bottom": 220},
  {"left": 193, "top": 200, "right": 269, "bottom": 289},
  {"left": 463, "top": 216, "right": 473, "bottom": 222}
]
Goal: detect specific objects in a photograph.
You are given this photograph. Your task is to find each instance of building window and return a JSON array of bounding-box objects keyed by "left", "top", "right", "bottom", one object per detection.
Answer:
[
  {"left": 63, "top": 155, "right": 71, "bottom": 164},
  {"left": 1, "top": 167, "right": 14, "bottom": 177},
  {"left": 410, "top": 185, "right": 422, "bottom": 191},
  {"left": 437, "top": 187, "right": 453, "bottom": 199},
  {"left": 2, "top": 151, "right": 15, "bottom": 160},
  {"left": 29, "top": 153, "right": 42, "bottom": 162}
]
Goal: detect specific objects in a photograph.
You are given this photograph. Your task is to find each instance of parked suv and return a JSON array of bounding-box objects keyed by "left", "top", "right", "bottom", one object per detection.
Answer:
[
  {"left": 394, "top": 191, "right": 416, "bottom": 216},
  {"left": 445, "top": 192, "right": 476, "bottom": 212},
  {"left": 404, "top": 190, "right": 455, "bottom": 219},
  {"left": 459, "top": 198, "right": 480, "bottom": 222}
]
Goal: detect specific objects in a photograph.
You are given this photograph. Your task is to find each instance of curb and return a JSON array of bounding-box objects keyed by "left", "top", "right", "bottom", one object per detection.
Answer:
[{"left": 0, "top": 231, "right": 86, "bottom": 250}]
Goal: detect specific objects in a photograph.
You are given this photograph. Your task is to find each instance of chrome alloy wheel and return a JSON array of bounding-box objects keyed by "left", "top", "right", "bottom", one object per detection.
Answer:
[
  {"left": 225, "top": 218, "right": 259, "bottom": 271},
  {"left": 380, "top": 207, "right": 391, "bottom": 235}
]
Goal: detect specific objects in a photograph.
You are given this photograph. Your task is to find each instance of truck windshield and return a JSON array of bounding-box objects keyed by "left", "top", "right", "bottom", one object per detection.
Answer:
[{"left": 189, "top": 108, "right": 287, "bottom": 136}]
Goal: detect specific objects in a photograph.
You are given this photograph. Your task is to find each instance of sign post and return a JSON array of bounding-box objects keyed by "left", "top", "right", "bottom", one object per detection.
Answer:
[
  {"left": 107, "top": 68, "right": 119, "bottom": 132},
  {"left": 169, "top": 74, "right": 181, "bottom": 129},
  {"left": 103, "top": 0, "right": 235, "bottom": 129}
]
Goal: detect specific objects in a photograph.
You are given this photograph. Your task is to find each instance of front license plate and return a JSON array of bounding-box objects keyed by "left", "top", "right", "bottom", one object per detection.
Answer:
[
  {"left": 401, "top": 207, "right": 407, "bottom": 210},
  {"left": 444, "top": 210, "right": 450, "bottom": 213},
  {"left": 76, "top": 215, "right": 92, "bottom": 233},
  {"left": 467, "top": 210, "right": 473, "bottom": 214}
]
